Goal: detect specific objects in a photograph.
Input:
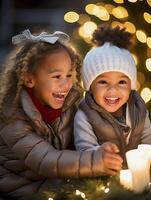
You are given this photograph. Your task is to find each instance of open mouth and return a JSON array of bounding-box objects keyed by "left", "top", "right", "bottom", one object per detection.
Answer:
[
  {"left": 105, "top": 97, "right": 120, "bottom": 105},
  {"left": 53, "top": 92, "right": 67, "bottom": 102}
]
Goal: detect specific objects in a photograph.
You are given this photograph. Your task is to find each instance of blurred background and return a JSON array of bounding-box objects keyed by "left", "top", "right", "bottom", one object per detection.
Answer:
[{"left": 0, "top": 0, "right": 151, "bottom": 111}]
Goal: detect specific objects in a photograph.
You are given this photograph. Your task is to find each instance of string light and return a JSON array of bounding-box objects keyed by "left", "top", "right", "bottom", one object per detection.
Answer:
[
  {"left": 128, "top": 0, "right": 138, "bottom": 2},
  {"left": 136, "top": 30, "right": 147, "bottom": 43},
  {"left": 112, "top": 6, "right": 128, "bottom": 19},
  {"left": 64, "top": 11, "right": 79, "bottom": 23},
  {"left": 141, "top": 88, "right": 151, "bottom": 103},
  {"left": 113, "top": 0, "right": 124, "bottom": 3},
  {"left": 147, "top": 37, "right": 151, "bottom": 48},
  {"left": 146, "top": 58, "right": 151, "bottom": 71},
  {"left": 144, "top": 12, "right": 151, "bottom": 24}
]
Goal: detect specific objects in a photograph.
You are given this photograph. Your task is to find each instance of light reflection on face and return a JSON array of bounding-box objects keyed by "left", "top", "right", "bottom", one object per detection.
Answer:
[
  {"left": 30, "top": 50, "right": 73, "bottom": 109},
  {"left": 90, "top": 71, "right": 131, "bottom": 115}
]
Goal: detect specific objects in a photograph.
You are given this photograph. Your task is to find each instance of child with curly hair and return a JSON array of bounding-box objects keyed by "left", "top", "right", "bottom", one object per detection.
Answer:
[
  {"left": 0, "top": 29, "right": 106, "bottom": 199},
  {"left": 74, "top": 24, "right": 151, "bottom": 175}
]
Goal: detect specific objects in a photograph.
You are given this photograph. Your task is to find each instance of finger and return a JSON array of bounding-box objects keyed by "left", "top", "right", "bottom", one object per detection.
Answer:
[{"left": 103, "top": 142, "right": 119, "bottom": 153}]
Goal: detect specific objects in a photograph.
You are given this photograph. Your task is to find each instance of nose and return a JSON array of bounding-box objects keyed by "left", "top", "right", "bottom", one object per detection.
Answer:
[
  {"left": 107, "top": 85, "right": 119, "bottom": 92},
  {"left": 60, "top": 78, "right": 71, "bottom": 90}
]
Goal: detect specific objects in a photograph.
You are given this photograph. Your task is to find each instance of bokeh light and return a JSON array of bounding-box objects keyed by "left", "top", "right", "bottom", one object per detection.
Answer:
[
  {"left": 64, "top": 11, "right": 79, "bottom": 23},
  {"left": 144, "top": 12, "right": 151, "bottom": 24},
  {"left": 136, "top": 30, "right": 147, "bottom": 43},
  {"left": 146, "top": 58, "right": 151, "bottom": 72},
  {"left": 141, "top": 88, "right": 151, "bottom": 103},
  {"left": 112, "top": 6, "right": 128, "bottom": 19}
]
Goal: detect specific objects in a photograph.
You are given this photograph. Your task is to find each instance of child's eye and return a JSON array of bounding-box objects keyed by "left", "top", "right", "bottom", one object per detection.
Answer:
[
  {"left": 119, "top": 80, "right": 127, "bottom": 84},
  {"left": 67, "top": 74, "right": 72, "bottom": 78},
  {"left": 98, "top": 80, "right": 107, "bottom": 84},
  {"left": 52, "top": 75, "right": 61, "bottom": 79}
]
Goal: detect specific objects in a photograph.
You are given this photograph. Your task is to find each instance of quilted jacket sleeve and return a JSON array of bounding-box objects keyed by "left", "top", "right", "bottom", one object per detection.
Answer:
[
  {"left": 0, "top": 119, "right": 105, "bottom": 179},
  {"left": 141, "top": 111, "right": 151, "bottom": 144}
]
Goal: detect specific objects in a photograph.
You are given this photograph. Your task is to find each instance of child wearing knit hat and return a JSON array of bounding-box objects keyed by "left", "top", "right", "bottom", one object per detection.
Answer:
[{"left": 74, "top": 24, "right": 151, "bottom": 176}]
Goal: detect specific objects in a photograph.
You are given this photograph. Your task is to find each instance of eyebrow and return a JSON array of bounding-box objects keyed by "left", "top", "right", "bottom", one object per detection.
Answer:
[{"left": 48, "top": 68, "right": 72, "bottom": 73}]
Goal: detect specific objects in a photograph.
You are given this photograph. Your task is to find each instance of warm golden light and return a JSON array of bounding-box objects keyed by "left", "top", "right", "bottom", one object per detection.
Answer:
[
  {"left": 147, "top": 37, "right": 151, "bottom": 48},
  {"left": 105, "top": 4, "right": 115, "bottom": 14},
  {"left": 64, "top": 11, "right": 79, "bottom": 23},
  {"left": 112, "top": 6, "right": 128, "bottom": 19},
  {"left": 78, "top": 14, "right": 91, "bottom": 25},
  {"left": 112, "top": 21, "right": 124, "bottom": 28},
  {"left": 124, "top": 22, "right": 136, "bottom": 33},
  {"left": 85, "top": 4, "right": 96, "bottom": 15},
  {"left": 144, "top": 12, "right": 151, "bottom": 24},
  {"left": 136, "top": 30, "right": 147, "bottom": 43},
  {"left": 147, "top": 0, "right": 151, "bottom": 6},
  {"left": 113, "top": 0, "right": 124, "bottom": 3},
  {"left": 78, "top": 21, "right": 97, "bottom": 41},
  {"left": 141, "top": 88, "right": 151, "bottom": 103},
  {"left": 128, "top": 0, "right": 137, "bottom": 2},
  {"left": 132, "top": 53, "right": 138, "bottom": 65},
  {"left": 146, "top": 58, "right": 151, "bottom": 72}
]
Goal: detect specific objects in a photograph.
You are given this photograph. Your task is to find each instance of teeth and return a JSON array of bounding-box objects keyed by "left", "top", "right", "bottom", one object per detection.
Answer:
[
  {"left": 56, "top": 92, "right": 67, "bottom": 95},
  {"left": 106, "top": 97, "right": 118, "bottom": 100}
]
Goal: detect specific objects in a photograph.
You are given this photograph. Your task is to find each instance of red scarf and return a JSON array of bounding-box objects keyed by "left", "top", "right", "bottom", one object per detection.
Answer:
[{"left": 27, "top": 88, "right": 62, "bottom": 124}]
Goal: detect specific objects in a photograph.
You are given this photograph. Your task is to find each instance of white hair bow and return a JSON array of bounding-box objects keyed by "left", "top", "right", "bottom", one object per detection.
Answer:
[{"left": 12, "top": 29, "right": 70, "bottom": 45}]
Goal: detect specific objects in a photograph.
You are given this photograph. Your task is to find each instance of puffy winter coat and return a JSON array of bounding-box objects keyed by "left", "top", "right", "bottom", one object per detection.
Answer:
[{"left": 0, "top": 88, "right": 104, "bottom": 199}]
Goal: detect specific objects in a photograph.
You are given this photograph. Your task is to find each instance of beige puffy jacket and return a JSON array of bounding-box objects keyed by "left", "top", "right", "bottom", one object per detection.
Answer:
[{"left": 0, "top": 88, "right": 104, "bottom": 199}]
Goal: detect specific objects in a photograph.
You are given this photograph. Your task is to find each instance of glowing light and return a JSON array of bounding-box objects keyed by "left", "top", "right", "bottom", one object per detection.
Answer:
[
  {"left": 147, "top": 0, "right": 151, "bottom": 6},
  {"left": 48, "top": 198, "right": 53, "bottom": 200},
  {"left": 104, "top": 187, "right": 110, "bottom": 193},
  {"left": 85, "top": 4, "right": 96, "bottom": 15},
  {"left": 112, "top": 6, "right": 128, "bottom": 19},
  {"left": 144, "top": 12, "right": 151, "bottom": 24},
  {"left": 78, "top": 14, "right": 91, "bottom": 25},
  {"left": 64, "top": 11, "right": 79, "bottom": 23},
  {"left": 128, "top": 0, "right": 137, "bottom": 2},
  {"left": 136, "top": 30, "right": 147, "bottom": 43},
  {"left": 81, "top": 192, "right": 86, "bottom": 198},
  {"left": 147, "top": 37, "right": 151, "bottom": 48},
  {"left": 75, "top": 190, "right": 81, "bottom": 195},
  {"left": 105, "top": 4, "right": 115, "bottom": 14},
  {"left": 146, "top": 58, "right": 151, "bottom": 71},
  {"left": 132, "top": 54, "right": 138, "bottom": 65},
  {"left": 79, "top": 21, "right": 97, "bottom": 39},
  {"left": 112, "top": 21, "right": 124, "bottom": 29},
  {"left": 113, "top": 0, "right": 124, "bottom": 3},
  {"left": 141, "top": 88, "right": 151, "bottom": 103},
  {"left": 124, "top": 21, "right": 136, "bottom": 33}
]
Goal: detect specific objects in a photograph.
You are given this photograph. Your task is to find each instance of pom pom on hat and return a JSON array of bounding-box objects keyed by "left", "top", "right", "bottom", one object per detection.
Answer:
[{"left": 81, "top": 42, "right": 137, "bottom": 91}]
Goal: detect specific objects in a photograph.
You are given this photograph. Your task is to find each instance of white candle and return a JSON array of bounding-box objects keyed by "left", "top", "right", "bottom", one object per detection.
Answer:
[
  {"left": 126, "top": 149, "right": 150, "bottom": 193},
  {"left": 138, "top": 144, "right": 151, "bottom": 163},
  {"left": 120, "top": 169, "right": 133, "bottom": 190}
]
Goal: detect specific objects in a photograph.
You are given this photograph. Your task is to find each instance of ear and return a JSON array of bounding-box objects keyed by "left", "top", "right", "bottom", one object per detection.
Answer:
[{"left": 23, "top": 72, "right": 35, "bottom": 88}]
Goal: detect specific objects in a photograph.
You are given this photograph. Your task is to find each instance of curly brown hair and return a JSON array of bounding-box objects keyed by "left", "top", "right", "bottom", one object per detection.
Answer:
[
  {"left": 92, "top": 24, "right": 133, "bottom": 49},
  {"left": 0, "top": 40, "right": 82, "bottom": 120}
]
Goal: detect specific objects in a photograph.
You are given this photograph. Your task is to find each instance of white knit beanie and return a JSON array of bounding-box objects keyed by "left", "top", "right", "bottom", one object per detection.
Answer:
[{"left": 82, "top": 42, "right": 137, "bottom": 91}]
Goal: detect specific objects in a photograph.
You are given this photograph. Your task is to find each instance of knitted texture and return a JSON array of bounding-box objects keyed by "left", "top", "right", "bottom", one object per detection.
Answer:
[{"left": 82, "top": 42, "right": 137, "bottom": 91}]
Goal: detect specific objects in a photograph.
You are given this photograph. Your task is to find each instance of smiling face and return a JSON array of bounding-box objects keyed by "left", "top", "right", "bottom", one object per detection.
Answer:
[
  {"left": 90, "top": 71, "right": 131, "bottom": 115},
  {"left": 25, "top": 49, "right": 73, "bottom": 109}
]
